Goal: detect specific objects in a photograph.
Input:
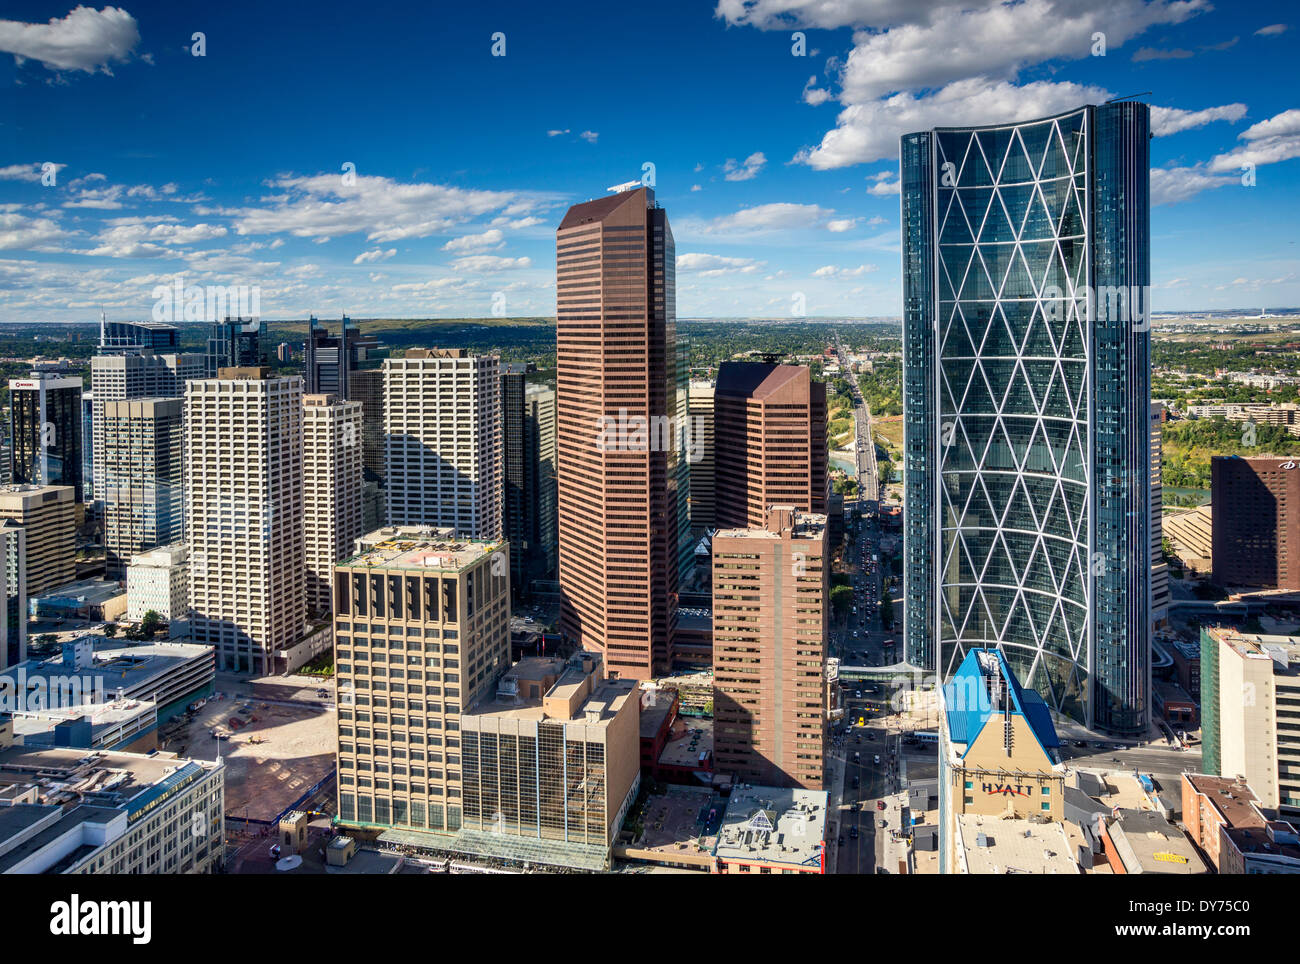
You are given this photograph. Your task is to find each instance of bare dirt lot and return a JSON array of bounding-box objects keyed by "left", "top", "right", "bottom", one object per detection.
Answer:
[{"left": 163, "top": 692, "right": 336, "bottom": 824}]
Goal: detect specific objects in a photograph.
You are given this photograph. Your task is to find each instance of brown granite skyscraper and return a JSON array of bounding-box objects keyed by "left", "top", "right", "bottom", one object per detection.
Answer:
[
  {"left": 555, "top": 186, "right": 679, "bottom": 679},
  {"left": 714, "top": 362, "right": 827, "bottom": 530}
]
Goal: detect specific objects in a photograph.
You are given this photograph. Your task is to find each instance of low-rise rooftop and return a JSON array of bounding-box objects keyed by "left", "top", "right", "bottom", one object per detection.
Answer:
[
  {"left": 955, "top": 814, "right": 1079, "bottom": 874},
  {"left": 714, "top": 785, "right": 827, "bottom": 870}
]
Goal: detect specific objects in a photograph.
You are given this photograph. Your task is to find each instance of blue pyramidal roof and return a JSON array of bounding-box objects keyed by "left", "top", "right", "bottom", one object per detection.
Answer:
[{"left": 943, "top": 648, "right": 1060, "bottom": 757}]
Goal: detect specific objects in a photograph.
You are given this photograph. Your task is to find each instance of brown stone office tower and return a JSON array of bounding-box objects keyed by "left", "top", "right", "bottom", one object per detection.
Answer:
[
  {"left": 712, "top": 506, "right": 830, "bottom": 790},
  {"left": 555, "top": 186, "right": 680, "bottom": 679},
  {"left": 714, "top": 363, "right": 827, "bottom": 529},
  {"left": 1212, "top": 455, "right": 1300, "bottom": 590}
]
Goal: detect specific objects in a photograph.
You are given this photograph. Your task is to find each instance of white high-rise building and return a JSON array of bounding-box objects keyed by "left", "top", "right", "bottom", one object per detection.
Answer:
[
  {"left": 383, "top": 349, "right": 502, "bottom": 538},
  {"left": 184, "top": 367, "right": 304, "bottom": 674},
  {"left": 126, "top": 543, "right": 189, "bottom": 625},
  {"left": 302, "top": 394, "right": 363, "bottom": 615},
  {"left": 90, "top": 352, "right": 205, "bottom": 503}
]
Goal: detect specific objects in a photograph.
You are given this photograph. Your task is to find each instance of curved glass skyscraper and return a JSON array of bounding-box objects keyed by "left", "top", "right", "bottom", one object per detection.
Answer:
[{"left": 901, "top": 103, "right": 1151, "bottom": 734}]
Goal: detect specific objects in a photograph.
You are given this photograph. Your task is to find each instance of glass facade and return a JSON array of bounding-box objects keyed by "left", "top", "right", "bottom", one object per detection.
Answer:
[{"left": 901, "top": 104, "right": 1151, "bottom": 733}]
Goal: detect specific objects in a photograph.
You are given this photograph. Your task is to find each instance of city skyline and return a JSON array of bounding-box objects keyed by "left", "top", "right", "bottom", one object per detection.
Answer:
[{"left": 0, "top": 1, "right": 1298, "bottom": 324}]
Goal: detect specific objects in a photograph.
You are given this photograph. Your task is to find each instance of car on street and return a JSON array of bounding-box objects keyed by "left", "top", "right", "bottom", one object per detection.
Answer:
[
  {"left": 876, "top": 800, "right": 886, "bottom": 810},
  {"left": 873, "top": 755, "right": 880, "bottom": 764}
]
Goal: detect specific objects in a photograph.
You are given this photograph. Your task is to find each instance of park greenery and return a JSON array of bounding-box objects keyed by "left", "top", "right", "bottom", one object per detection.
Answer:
[{"left": 1161, "top": 417, "right": 1300, "bottom": 488}]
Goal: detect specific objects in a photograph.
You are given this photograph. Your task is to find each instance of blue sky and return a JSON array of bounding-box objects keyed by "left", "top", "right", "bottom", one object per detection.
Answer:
[{"left": 1, "top": 0, "right": 1298, "bottom": 323}]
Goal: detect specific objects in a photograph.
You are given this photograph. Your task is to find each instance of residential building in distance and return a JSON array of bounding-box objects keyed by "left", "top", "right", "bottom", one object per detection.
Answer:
[
  {"left": 205, "top": 317, "right": 266, "bottom": 377},
  {"left": 0, "top": 520, "right": 26, "bottom": 671},
  {"left": 458, "top": 651, "right": 640, "bottom": 871},
  {"left": 688, "top": 380, "right": 716, "bottom": 532},
  {"left": 1200, "top": 625, "right": 1300, "bottom": 816},
  {"left": 383, "top": 349, "right": 502, "bottom": 540},
  {"left": 1182, "top": 773, "right": 1300, "bottom": 874},
  {"left": 938, "top": 647, "right": 1065, "bottom": 873},
  {"left": 333, "top": 527, "right": 510, "bottom": 838},
  {"left": 127, "top": 543, "right": 189, "bottom": 626},
  {"left": 277, "top": 343, "right": 294, "bottom": 363},
  {"left": 302, "top": 393, "right": 364, "bottom": 616},
  {"left": 713, "top": 785, "right": 829, "bottom": 874},
  {"left": 303, "top": 315, "right": 378, "bottom": 399},
  {"left": 0, "top": 484, "right": 75, "bottom": 595},
  {"left": 1186, "top": 402, "right": 1300, "bottom": 438},
  {"left": 1211, "top": 455, "right": 1300, "bottom": 591},
  {"left": 184, "top": 367, "right": 305, "bottom": 674},
  {"left": 901, "top": 103, "right": 1153, "bottom": 734},
  {"left": 88, "top": 351, "right": 205, "bottom": 505},
  {"left": 9, "top": 373, "right": 84, "bottom": 506},
  {"left": 712, "top": 506, "right": 829, "bottom": 790},
  {"left": 555, "top": 186, "right": 681, "bottom": 679},
  {"left": 0, "top": 743, "right": 224, "bottom": 874},
  {"left": 502, "top": 367, "right": 557, "bottom": 598},
  {"left": 713, "top": 362, "right": 827, "bottom": 530},
  {"left": 99, "top": 397, "right": 184, "bottom": 576}
]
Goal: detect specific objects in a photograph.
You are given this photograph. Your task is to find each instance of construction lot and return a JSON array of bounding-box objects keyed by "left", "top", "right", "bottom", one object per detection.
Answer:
[{"left": 160, "top": 691, "right": 337, "bottom": 824}]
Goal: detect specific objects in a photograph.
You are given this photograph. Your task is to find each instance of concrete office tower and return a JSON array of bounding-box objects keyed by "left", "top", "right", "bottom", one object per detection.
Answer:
[
  {"left": 100, "top": 398, "right": 184, "bottom": 576},
  {"left": 555, "top": 186, "right": 681, "bottom": 679},
  {"left": 9, "top": 374, "right": 83, "bottom": 504},
  {"left": 185, "top": 368, "right": 305, "bottom": 673},
  {"left": 1201, "top": 626, "right": 1300, "bottom": 816},
  {"left": 333, "top": 528, "right": 510, "bottom": 835},
  {"left": 349, "top": 368, "right": 387, "bottom": 482},
  {"left": 0, "top": 521, "right": 26, "bottom": 671},
  {"left": 1151, "top": 403, "right": 1169, "bottom": 626},
  {"left": 688, "top": 381, "right": 716, "bottom": 532},
  {"left": 713, "top": 363, "right": 828, "bottom": 530},
  {"left": 89, "top": 352, "right": 205, "bottom": 504},
  {"left": 383, "top": 349, "right": 502, "bottom": 539},
  {"left": 502, "top": 368, "right": 558, "bottom": 598},
  {"left": 1211, "top": 456, "right": 1300, "bottom": 591},
  {"left": 302, "top": 394, "right": 364, "bottom": 616},
  {"left": 0, "top": 485, "right": 75, "bottom": 594},
  {"left": 674, "top": 341, "right": 693, "bottom": 587},
  {"left": 901, "top": 103, "right": 1152, "bottom": 733},
  {"left": 206, "top": 317, "right": 266, "bottom": 377},
  {"left": 712, "top": 506, "right": 830, "bottom": 790},
  {"left": 304, "top": 315, "right": 377, "bottom": 399}
]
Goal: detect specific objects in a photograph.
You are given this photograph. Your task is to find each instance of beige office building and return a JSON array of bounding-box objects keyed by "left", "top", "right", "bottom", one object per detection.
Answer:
[
  {"left": 712, "top": 506, "right": 829, "bottom": 790},
  {"left": 303, "top": 394, "right": 363, "bottom": 616},
  {"left": 100, "top": 397, "right": 184, "bottom": 575},
  {"left": 1201, "top": 626, "right": 1300, "bottom": 816},
  {"left": 459, "top": 652, "right": 640, "bottom": 868},
  {"left": 383, "top": 350, "right": 502, "bottom": 539},
  {"left": 0, "top": 484, "right": 75, "bottom": 594},
  {"left": 184, "top": 368, "right": 305, "bottom": 674},
  {"left": 126, "top": 543, "right": 189, "bottom": 624},
  {"left": 333, "top": 527, "right": 510, "bottom": 835}
]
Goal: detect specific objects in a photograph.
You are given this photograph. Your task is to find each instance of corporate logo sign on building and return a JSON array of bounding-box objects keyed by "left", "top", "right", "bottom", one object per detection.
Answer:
[{"left": 982, "top": 782, "right": 1035, "bottom": 798}]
